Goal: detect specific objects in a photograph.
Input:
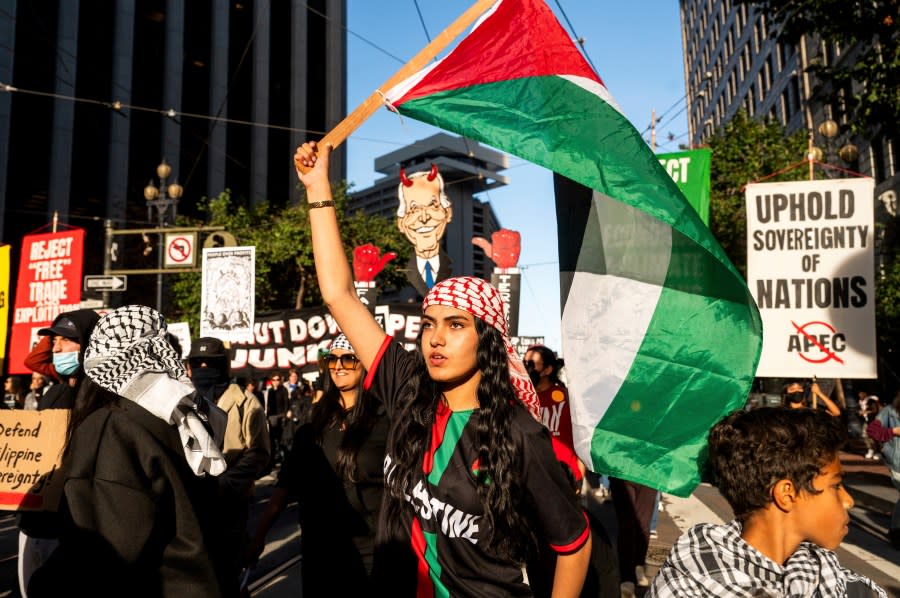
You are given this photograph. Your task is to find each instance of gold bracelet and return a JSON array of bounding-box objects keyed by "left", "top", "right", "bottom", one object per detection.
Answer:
[{"left": 308, "top": 200, "right": 335, "bottom": 209}]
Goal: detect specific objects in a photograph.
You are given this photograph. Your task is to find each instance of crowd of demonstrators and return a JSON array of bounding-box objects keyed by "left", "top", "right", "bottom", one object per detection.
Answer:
[
  {"left": 17, "top": 308, "right": 99, "bottom": 596},
  {"left": 858, "top": 391, "right": 883, "bottom": 460},
  {"left": 285, "top": 368, "right": 301, "bottom": 396},
  {"left": 781, "top": 379, "right": 842, "bottom": 416},
  {"left": 3, "top": 376, "right": 25, "bottom": 408},
  {"left": 609, "top": 478, "right": 658, "bottom": 595},
  {"left": 262, "top": 371, "right": 290, "bottom": 464},
  {"left": 865, "top": 391, "right": 900, "bottom": 549},
  {"left": 313, "top": 347, "right": 329, "bottom": 403},
  {"left": 23, "top": 372, "right": 48, "bottom": 410},
  {"left": 525, "top": 345, "right": 584, "bottom": 480},
  {"left": 187, "top": 337, "right": 271, "bottom": 596},
  {"left": 650, "top": 407, "right": 887, "bottom": 598},
  {"left": 248, "top": 333, "right": 389, "bottom": 594},
  {"left": 282, "top": 377, "right": 313, "bottom": 452},
  {"left": 296, "top": 141, "right": 591, "bottom": 596},
  {"left": 27, "top": 306, "right": 228, "bottom": 597}
]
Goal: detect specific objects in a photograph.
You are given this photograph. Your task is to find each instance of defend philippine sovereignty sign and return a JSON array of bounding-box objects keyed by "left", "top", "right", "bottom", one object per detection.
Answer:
[
  {"left": 746, "top": 178, "right": 876, "bottom": 378},
  {"left": 0, "top": 409, "right": 69, "bottom": 512}
]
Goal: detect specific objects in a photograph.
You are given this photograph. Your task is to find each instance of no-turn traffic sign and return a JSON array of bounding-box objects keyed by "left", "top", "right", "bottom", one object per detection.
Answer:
[{"left": 165, "top": 232, "right": 197, "bottom": 267}]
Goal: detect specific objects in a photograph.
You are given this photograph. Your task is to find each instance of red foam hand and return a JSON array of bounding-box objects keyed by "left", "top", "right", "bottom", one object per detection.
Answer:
[
  {"left": 490, "top": 229, "right": 520, "bottom": 268},
  {"left": 353, "top": 244, "right": 398, "bottom": 282}
]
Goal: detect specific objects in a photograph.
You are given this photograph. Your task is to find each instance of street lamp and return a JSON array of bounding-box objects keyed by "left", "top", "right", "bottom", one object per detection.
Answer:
[
  {"left": 811, "top": 119, "right": 859, "bottom": 177},
  {"left": 143, "top": 159, "right": 183, "bottom": 312}
]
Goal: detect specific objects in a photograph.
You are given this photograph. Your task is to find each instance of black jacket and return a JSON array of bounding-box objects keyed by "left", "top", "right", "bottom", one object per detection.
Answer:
[{"left": 29, "top": 401, "right": 221, "bottom": 597}]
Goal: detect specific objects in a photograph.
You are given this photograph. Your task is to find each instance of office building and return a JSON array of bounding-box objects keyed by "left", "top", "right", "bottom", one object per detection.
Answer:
[
  {"left": 0, "top": 0, "right": 346, "bottom": 281},
  {"left": 680, "top": 0, "right": 898, "bottom": 203}
]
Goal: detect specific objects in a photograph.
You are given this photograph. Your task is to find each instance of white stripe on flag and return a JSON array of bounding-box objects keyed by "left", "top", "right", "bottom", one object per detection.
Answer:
[
  {"left": 563, "top": 271, "right": 665, "bottom": 466},
  {"left": 562, "top": 192, "right": 673, "bottom": 467}
]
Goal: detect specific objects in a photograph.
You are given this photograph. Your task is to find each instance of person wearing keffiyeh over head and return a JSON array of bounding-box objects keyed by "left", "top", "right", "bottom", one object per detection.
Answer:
[
  {"left": 295, "top": 141, "right": 591, "bottom": 597},
  {"left": 28, "top": 306, "right": 227, "bottom": 598},
  {"left": 649, "top": 407, "right": 887, "bottom": 598}
]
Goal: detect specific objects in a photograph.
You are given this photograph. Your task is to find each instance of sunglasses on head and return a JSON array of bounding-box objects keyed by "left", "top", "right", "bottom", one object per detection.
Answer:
[{"left": 325, "top": 354, "right": 360, "bottom": 370}]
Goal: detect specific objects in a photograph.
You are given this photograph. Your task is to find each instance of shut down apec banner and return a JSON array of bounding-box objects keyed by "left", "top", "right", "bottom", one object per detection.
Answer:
[
  {"left": 747, "top": 178, "right": 876, "bottom": 378},
  {"left": 9, "top": 229, "right": 85, "bottom": 374},
  {"left": 227, "top": 303, "right": 542, "bottom": 379}
]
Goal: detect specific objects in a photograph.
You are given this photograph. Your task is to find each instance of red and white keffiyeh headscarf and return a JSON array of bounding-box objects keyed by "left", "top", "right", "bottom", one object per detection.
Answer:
[{"left": 423, "top": 276, "right": 541, "bottom": 421}]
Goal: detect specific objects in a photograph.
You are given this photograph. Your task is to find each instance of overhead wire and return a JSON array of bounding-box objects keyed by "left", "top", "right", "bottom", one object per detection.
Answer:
[
  {"left": 639, "top": 94, "right": 687, "bottom": 135},
  {"left": 184, "top": 0, "right": 269, "bottom": 188},
  {"left": 552, "top": 0, "right": 600, "bottom": 76},
  {"left": 0, "top": 2, "right": 412, "bottom": 151},
  {"left": 412, "top": 0, "right": 433, "bottom": 43},
  {"left": 0, "top": 83, "right": 327, "bottom": 135},
  {"left": 303, "top": 1, "right": 405, "bottom": 65}
]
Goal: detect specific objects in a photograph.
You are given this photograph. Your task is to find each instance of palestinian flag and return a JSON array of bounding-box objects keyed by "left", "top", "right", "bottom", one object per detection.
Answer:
[{"left": 385, "top": 0, "right": 762, "bottom": 496}]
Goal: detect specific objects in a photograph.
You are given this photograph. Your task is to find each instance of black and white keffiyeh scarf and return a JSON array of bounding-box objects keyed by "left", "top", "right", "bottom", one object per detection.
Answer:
[
  {"left": 648, "top": 521, "right": 887, "bottom": 598},
  {"left": 84, "top": 305, "right": 227, "bottom": 477}
]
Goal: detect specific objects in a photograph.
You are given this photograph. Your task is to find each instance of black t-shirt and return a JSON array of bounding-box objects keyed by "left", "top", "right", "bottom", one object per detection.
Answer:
[
  {"left": 276, "top": 404, "right": 389, "bottom": 588},
  {"left": 365, "top": 337, "right": 589, "bottom": 597}
]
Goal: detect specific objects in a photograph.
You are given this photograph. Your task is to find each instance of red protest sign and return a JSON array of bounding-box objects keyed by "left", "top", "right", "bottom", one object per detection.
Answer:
[{"left": 9, "top": 229, "right": 85, "bottom": 374}]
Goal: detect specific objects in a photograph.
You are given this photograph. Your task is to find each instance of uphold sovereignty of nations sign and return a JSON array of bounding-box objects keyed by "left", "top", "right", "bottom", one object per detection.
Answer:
[{"left": 746, "top": 178, "right": 876, "bottom": 378}]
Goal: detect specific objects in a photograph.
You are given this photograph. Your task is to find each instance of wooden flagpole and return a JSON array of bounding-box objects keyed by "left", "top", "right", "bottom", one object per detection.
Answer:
[{"left": 296, "top": 0, "right": 496, "bottom": 174}]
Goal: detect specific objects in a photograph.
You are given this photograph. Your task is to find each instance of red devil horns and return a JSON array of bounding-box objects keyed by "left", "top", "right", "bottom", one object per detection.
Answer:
[{"left": 400, "top": 164, "right": 439, "bottom": 185}]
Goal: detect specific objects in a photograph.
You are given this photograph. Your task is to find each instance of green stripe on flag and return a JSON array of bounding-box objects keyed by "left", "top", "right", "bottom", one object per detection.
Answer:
[{"left": 398, "top": 76, "right": 734, "bottom": 273}]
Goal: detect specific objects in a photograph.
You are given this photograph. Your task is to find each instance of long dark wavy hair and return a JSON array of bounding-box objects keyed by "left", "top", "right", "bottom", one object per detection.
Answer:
[
  {"left": 382, "top": 318, "right": 535, "bottom": 561},
  {"left": 308, "top": 361, "right": 380, "bottom": 483}
]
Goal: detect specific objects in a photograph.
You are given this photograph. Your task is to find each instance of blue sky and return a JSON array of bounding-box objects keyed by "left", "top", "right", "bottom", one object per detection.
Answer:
[{"left": 344, "top": 0, "right": 688, "bottom": 353}]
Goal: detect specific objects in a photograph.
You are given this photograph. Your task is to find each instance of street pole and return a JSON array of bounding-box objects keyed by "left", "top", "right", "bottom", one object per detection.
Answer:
[
  {"left": 103, "top": 219, "right": 113, "bottom": 307},
  {"left": 143, "top": 159, "right": 183, "bottom": 316},
  {"left": 156, "top": 209, "right": 164, "bottom": 313}
]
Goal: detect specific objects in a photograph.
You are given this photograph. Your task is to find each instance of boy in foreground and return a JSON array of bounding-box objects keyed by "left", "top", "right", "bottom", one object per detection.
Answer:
[{"left": 649, "top": 407, "right": 887, "bottom": 597}]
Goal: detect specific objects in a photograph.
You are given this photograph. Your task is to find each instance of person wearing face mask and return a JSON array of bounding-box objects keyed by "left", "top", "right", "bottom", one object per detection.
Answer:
[
  {"left": 781, "top": 380, "right": 841, "bottom": 417},
  {"left": 17, "top": 308, "right": 99, "bottom": 597},
  {"left": 187, "top": 337, "right": 270, "bottom": 598}
]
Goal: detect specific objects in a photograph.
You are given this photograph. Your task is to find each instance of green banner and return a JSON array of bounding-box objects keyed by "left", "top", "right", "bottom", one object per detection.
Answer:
[{"left": 657, "top": 148, "right": 711, "bottom": 225}]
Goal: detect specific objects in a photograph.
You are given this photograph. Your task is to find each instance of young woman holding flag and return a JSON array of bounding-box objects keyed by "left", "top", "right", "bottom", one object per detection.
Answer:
[{"left": 294, "top": 141, "right": 591, "bottom": 597}]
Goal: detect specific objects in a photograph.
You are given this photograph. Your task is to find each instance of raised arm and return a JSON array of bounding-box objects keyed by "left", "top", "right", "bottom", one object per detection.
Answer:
[
  {"left": 810, "top": 382, "right": 841, "bottom": 417},
  {"left": 295, "top": 141, "right": 389, "bottom": 371}
]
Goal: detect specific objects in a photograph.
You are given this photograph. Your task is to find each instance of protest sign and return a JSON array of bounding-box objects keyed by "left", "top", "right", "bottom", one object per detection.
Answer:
[
  {"left": 658, "top": 148, "right": 711, "bottom": 224},
  {"left": 746, "top": 178, "right": 876, "bottom": 378},
  {"left": 0, "top": 409, "right": 68, "bottom": 512},
  {"left": 200, "top": 246, "right": 255, "bottom": 342},
  {"left": 229, "top": 304, "right": 543, "bottom": 378},
  {"left": 0, "top": 245, "right": 9, "bottom": 374},
  {"left": 9, "top": 229, "right": 85, "bottom": 374}
]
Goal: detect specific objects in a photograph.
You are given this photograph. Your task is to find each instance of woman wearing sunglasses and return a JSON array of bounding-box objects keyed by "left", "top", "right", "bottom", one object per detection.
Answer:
[
  {"left": 294, "top": 142, "right": 591, "bottom": 597},
  {"left": 248, "top": 334, "right": 388, "bottom": 594}
]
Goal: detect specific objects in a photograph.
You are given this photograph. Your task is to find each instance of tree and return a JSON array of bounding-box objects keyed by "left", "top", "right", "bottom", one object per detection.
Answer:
[
  {"left": 707, "top": 110, "right": 808, "bottom": 277},
  {"left": 750, "top": 0, "right": 900, "bottom": 139},
  {"left": 170, "top": 184, "right": 410, "bottom": 334}
]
